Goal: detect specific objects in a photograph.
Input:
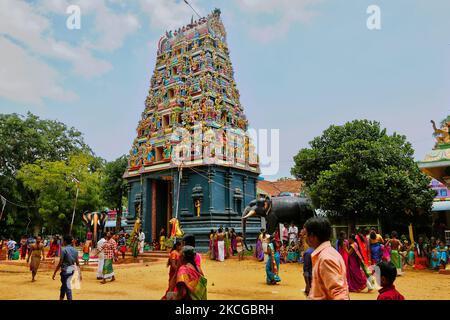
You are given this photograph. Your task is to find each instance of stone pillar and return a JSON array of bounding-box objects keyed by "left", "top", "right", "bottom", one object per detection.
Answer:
[
  {"left": 208, "top": 167, "right": 215, "bottom": 212},
  {"left": 152, "top": 179, "right": 157, "bottom": 241},
  {"left": 225, "top": 171, "right": 232, "bottom": 212},
  {"left": 180, "top": 171, "right": 189, "bottom": 215},
  {"left": 243, "top": 175, "right": 248, "bottom": 208}
]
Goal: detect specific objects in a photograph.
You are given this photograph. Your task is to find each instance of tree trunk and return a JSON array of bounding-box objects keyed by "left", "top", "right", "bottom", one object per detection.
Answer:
[{"left": 347, "top": 213, "right": 357, "bottom": 237}]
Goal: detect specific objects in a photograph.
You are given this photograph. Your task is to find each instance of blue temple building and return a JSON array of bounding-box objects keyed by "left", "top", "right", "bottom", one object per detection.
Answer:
[{"left": 123, "top": 9, "right": 260, "bottom": 251}]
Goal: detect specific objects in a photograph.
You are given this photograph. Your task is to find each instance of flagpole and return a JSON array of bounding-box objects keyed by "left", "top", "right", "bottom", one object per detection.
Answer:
[
  {"left": 70, "top": 178, "right": 80, "bottom": 235},
  {"left": 184, "top": 0, "right": 201, "bottom": 19}
]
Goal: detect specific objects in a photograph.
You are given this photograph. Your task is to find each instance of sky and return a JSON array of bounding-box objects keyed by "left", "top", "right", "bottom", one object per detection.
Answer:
[{"left": 1, "top": 0, "right": 450, "bottom": 180}]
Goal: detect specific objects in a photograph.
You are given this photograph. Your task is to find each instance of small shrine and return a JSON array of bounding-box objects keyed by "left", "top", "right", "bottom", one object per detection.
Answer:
[
  {"left": 418, "top": 119, "right": 450, "bottom": 185},
  {"left": 123, "top": 9, "right": 260, "bottom": 250},
  {"left": 418, "top": 119, "right": 450, "bottom": 248}
]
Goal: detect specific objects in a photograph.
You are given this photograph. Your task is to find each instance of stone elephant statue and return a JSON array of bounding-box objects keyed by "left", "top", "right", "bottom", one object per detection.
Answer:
[
  {"left": 241, "top": 197, "right": 315, "bottom": 250},
  {"left": 82, "top": 211, "right": 108, "bottom": 246}
]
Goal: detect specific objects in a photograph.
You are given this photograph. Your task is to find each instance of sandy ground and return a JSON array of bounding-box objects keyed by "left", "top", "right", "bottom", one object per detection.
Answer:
[{"left": 0, "top": 255, "right": 449, "bottom": 300}]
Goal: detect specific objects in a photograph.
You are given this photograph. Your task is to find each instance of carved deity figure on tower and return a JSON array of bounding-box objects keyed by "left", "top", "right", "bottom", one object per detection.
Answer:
[{"left": 431, "top": 120, "right": 450, "bottom": 145}]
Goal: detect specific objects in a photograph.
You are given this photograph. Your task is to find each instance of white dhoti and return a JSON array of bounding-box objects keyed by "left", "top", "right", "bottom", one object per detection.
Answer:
[
  {"left": 97, "top": 256, "right": 104, "bottom": 278},
  {"left": 139, "top": 241, "right": 145, "bottom": 254},
  {"left": 217, "top": 240, "right": 225, "bottom": 262}
]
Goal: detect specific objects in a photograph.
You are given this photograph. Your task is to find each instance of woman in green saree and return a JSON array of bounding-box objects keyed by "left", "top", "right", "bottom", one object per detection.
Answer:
[
  {"left": 131, "top": 233, "right": 139, "bottom": 259},
  {"left": 173, "top": 246, "right": 207, "bottom": 300}
]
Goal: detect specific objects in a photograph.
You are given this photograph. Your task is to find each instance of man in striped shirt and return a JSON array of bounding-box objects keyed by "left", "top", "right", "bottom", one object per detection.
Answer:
[{"left": 101, "top": 232, "right": 117, "bottom": 284}]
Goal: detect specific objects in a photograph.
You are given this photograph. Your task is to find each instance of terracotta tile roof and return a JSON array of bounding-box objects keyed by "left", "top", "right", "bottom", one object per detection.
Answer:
[{"left": 257, "top": 179, "right": 304, "bottom": 197}]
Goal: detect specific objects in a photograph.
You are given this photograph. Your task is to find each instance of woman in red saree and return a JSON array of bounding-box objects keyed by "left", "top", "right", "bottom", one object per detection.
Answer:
[
  {"left": 162, "top": 240, "right": 182, "bottom": 300},
  {"left": 346, "top": 235, "right": 367, "bottom": 292},
  {"left": 213, "top": 232, "right": 219, "bottom": 261},
  {"left": 413, "top": 237, "right": 428, "bottom": 270},
  {"left": 172, "top": 246, "right": 207, "bottom": 300},
  {"left": 46, "top": 237, "right": 58, "bottom": 258},
  {"left": 355, "top": 230, "right": 370, "bottom": 266},
  {"left": 336, "top": 231, "right": 349, "bottom": 270}
]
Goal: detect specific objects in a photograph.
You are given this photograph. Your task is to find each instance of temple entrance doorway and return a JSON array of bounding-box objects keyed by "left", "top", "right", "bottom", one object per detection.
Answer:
[{"left": 154, "top": 177, "right": 173, "bottom": 242}]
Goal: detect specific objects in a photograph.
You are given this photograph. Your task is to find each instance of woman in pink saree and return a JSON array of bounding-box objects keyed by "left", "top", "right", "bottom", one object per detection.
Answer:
[
  {"left": 336, "top": 231, "right": 349, "bottom": 270},
  {"left": 173, "top": 246, "right": 207, "bottom": 300},
  {"left": 345, "top": 234, "right": 367, "bottom": 292}
]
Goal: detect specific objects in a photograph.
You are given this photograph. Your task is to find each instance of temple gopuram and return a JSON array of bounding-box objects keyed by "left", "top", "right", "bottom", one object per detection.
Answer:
[{"left": 123, "top": 9, "right": 260, "bottom": 250}]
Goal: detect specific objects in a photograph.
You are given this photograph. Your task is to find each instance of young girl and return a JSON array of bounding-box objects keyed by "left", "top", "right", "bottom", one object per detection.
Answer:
[
  {"left": 406, "top": 241, "right": 415, "bottom": 266},
  {"left": 82, "top": 240, "right": 91, "bottom": 265},
  {"left": 437, "top": 241, "right": 448, "bottom": 270},
  {"left": 286, "top": 241, "right": 296, "bottom": 263},
  {"left": 266, "top": 236, "right": 281, "bottom": 285},
  {"left": 118, "top": 234, "right": 127, "bottom": 259},
  {"left": 236, "top": 232, "right": 244, "bottom": 261},
  {"left": 279, "top": 243, "right": 287, "bottom": 264}
]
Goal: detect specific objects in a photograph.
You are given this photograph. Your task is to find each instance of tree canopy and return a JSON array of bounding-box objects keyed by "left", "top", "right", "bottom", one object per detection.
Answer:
[
  {"left": 291, "top": 120, "right": 435, "bottom": 227},
  {"left": 101, "top": 155, "right": 129, "bottom": 231},
  {"left": 17, "top": 153, "right": 103, "bottom": 235},
  {"left": 0, "top": 112, "right": 91, "bottom": 237}
]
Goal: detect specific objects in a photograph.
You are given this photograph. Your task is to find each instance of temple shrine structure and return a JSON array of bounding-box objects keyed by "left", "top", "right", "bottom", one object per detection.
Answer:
[
  {"left": 418, "top": 119, "right": 450, "bottom": 245},
  {"left": 123, "top": 9, "right": 260, "bottom": 250}
]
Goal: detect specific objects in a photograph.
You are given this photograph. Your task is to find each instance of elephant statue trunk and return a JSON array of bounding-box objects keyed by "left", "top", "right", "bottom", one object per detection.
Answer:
[
  {"left": 241, "top": 206, "right": 256, "bottom": 251},
  {"left": 82, "top": 211, "right": 108, "bottom": 247}
]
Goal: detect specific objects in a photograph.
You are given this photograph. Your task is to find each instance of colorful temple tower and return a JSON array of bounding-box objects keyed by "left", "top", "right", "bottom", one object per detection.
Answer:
[{"left": 124, "top": 9, "right": 260, "bottom": 250}]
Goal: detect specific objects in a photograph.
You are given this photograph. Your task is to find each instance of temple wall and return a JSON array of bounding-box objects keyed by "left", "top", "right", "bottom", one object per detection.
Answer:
[{"left": 126, "top": 165, "right": 260, "bottom": 251}]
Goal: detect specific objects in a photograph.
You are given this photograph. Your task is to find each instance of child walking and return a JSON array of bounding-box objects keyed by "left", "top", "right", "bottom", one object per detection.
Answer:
[
  {"left": 236, "top": 233, "right": 245, "bottom": 261},
  {"left": 82, "top": 240, "right": 91, "bottom": 265}
]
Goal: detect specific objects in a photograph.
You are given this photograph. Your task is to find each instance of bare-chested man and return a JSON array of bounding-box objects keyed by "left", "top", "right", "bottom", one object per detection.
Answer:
[
  {"left": 217, "top": 228, "right": 225, "bottom": 262},
  {"left": 387, "top": 231, "right": 403, "bottom": 275}
]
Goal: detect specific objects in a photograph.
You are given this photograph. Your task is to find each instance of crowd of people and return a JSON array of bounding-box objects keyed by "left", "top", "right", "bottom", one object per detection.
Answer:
[
  {"left": 250, "top": 219, "right": 449, "bottom": 300},
  {"left": 207, "top": 227, "right": 244, "bottom": 261},
  {"left": 1, "top": 218, "right": 448, "bottom": 301}
]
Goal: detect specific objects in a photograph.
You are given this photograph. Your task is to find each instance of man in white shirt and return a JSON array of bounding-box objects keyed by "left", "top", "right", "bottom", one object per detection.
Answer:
[
  {"left": 288, "top": 222, "right": 299, "bottom": 245},
  {"left": 96, "top": 235, "right": 107, "bottom": 280},
  {"left": 7, "top": 238, "right": 17, "bottom": 260},
  {"left": 138, "top": 229, "right": 145, "bottom": 254}
]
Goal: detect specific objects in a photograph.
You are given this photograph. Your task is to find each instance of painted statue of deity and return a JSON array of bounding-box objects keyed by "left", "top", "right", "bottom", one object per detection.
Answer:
[
  {"left": 163, "top": 141, "right": 172, "bottom": 160},
  {"left": 144, "top": 143, "right": 155, "bottom": 164},
  {"left": 248, "top": 141, "right": 258, "bottom": 165},
  {"left": 431, "top": 120, "right": 450, "bottom": 145},
  {"left": 171, "top": 112, "right": 178, "bottom": 126}
]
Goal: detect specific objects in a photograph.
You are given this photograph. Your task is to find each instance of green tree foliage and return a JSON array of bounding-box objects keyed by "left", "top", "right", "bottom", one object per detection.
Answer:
[
  {"left": 101, "top": 155, "right": 129, "bottom": 232},
  {"left": 17, "top": 153, "right": 103, "bottom": 234},
  {"left": 291, "top": 120, "right": 435, "bottom": 227},
  {"left": 0, "top": 112, "right": 91, "bottom": 237}
]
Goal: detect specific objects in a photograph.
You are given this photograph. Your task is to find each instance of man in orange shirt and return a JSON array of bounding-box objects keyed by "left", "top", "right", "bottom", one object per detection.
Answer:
[{"left": 304, "top": 217, "right": 349, "bottom": 300}]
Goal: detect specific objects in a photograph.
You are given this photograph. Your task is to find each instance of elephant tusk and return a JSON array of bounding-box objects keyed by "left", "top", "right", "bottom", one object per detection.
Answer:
[{"left": 242, "top": 209, "right": 256, "bottom": 220}]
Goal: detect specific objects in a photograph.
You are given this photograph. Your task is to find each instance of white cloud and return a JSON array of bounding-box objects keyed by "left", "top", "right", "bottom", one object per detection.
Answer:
[
  {"left": 0, "top": 37, "right": 77, "bottom": 105},
  {"left": 235, "top": 0, "right": 322, "bottom": 43},
  {"left": 89, "top": 8, "right": 140, "bottom": 52},
  {"left": 0, "top": 0, "right": 113, "bottom": 78},
  {"left": 0, "top": 0, "right": 141, "bottom": 105},
  {"left": 139, "top": 0, "right": 203, "bottom": 32}
]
